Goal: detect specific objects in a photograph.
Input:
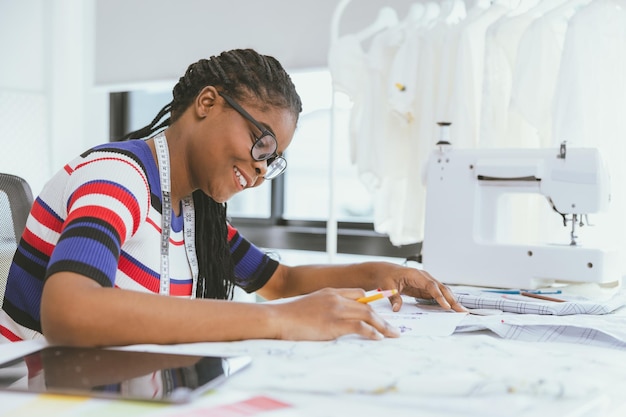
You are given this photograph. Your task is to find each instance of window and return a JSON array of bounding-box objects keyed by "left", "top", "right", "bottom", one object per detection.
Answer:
[{"left": 280, "top": 69, "right": 374, "bottom": 222}]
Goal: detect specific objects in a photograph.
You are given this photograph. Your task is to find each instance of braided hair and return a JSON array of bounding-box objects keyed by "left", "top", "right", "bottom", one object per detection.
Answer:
[{"left": 122, "top": 49, "right": 302, "bottom": 300}]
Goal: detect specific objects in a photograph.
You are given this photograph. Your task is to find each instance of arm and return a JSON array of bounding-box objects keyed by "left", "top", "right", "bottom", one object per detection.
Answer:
[
  {"left": 256, "top": 262, "right": 466, "bottom": 312},
  {"left": 41, "top": 271, "right": 400, "bottom": 347}
]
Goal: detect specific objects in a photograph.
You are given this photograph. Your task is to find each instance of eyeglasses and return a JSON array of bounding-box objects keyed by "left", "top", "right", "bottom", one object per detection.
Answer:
[{"left": 219, "top": 92, "right": 287, "bottom": 180}]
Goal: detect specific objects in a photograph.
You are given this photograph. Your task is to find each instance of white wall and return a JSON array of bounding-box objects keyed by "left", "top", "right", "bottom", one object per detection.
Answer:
[
  {"left": 0, "top": 0, "right": 108, "bottom": 196},
  {"left": 1, "top": 0, "right": 49, "bottom": 195},
  {"left": 93, "top": 0, "right": 415, "bottom": 89}
]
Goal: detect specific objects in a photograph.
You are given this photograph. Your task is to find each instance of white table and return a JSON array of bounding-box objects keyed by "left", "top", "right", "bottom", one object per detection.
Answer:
[
  {"left": 2, "top": 250, "right": 625, "bottom": 416},
  {"left": 2, "top": 310, "right": 626, "bottom": 417}
]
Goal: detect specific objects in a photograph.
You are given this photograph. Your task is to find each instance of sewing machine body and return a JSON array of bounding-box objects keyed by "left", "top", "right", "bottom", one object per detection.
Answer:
[{"left": 421, "top": 144, "right": 621, "bottom": 289}]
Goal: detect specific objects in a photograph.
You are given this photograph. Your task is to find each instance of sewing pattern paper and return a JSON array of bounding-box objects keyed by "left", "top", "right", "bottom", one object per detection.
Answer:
[{"left": 453, "top": 291, "right": 626, "bottom": 315}]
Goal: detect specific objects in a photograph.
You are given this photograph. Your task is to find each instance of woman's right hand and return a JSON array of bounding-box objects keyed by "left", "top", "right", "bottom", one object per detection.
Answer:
[{"left": 269, "top": 288, "right": 401, "bottom": 341}]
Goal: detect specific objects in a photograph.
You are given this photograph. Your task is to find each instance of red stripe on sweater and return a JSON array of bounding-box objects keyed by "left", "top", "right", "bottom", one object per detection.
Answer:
[
  {"left": 65, "top": 206, "right": 127, "bottom": 244},
  {"left": 68, "top": 182, "right": 141, "bottom": 235},
  {"left": 146, "top": 217, "right": 185, "bottom": 246},
  {"left": 0, "top": 325, "right": 23, "bottom": 342},
  {"left": 22, "top": 227, "right": 56, "bottom": 257},
  {"left": 74, "top": 156, "right": 149, "bottom": 194},
  {"left": 118, "top": 256, "right": 159, "bottom": 293},
  {"left": 118, "top": 256, "right": 192, "bottom": 296},
  {"left": 30, "top": 200, "right": 63, "bottom": 233},
  {"left": 169, "top": 281, "right": 193, "bottom": 296},
  {"left": 227, "top": 223, "right": 237, "bottom": 241},
  {"left": 146, "top": 216, "right": 160, "bottom": 232},
  {"left": 73, "top": 156, "right": 150, "bottom": 230}
]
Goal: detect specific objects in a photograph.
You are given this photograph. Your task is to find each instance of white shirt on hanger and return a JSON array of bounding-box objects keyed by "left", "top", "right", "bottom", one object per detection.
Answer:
[
  {"left": 366, "top": 23, "right": 416, "bottom": 244},
  {"left": 435, "top": 0, "right": 490, "bottom": 126},
  {"left": 328, "top": 7, "right": 399, "bottom": 167},
  {"left": 479, "top": 0, "right": 543, "bottom": 149},
  {"left": 509, "top": 0, "right": 588, "bottom": 147},
  {"left": 552, "top": 0, "right": 626, "bottom": 250},
  {"left": 394, "top": 0, "right": 467, "bottom": 245},
  {"left": 447, "top": 2, "right": 511, "bottom": 148}
]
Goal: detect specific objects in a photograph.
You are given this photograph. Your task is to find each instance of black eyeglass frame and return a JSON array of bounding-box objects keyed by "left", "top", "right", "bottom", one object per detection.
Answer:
[{"left": 218, "top": 92, "right": 287, "bottom": 180}]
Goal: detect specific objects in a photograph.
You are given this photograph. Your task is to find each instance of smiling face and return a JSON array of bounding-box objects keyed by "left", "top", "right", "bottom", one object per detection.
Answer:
[{"left": 184, "top": 86, "right": 297, "bottom": 203}]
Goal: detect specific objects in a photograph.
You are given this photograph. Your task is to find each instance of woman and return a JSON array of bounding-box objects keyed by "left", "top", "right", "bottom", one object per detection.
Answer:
[{"left": 0, "top": 49, "right": 464, "bottom": 347}]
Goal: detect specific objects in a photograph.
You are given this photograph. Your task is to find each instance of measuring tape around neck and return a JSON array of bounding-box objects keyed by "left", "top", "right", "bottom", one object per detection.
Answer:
[{"left": 154, "top": 132, "right": 199, "bottom": 298}]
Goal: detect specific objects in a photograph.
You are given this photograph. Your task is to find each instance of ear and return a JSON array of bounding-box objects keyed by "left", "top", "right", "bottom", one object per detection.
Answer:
[{"left": 195, "top": 86, "right": 219, "bottom": 118}]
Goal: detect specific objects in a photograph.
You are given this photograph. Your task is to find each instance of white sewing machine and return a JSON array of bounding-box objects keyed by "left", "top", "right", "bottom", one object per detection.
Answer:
[{"left": 421, "top": 139, "right": 622, "bottom": 289}]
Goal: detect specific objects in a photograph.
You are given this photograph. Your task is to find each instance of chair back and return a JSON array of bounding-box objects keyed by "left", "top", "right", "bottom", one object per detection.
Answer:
[{"left": 0, "top": 174, "right": 34, "bottom": 303}]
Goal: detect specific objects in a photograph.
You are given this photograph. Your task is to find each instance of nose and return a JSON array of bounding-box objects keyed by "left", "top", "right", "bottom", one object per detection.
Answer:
[
  {"left": 251, "top": 160, "right": 267, "bottom": 186},
  {"left": 253, "top": 159, "right": 266, "bottom": 175}
]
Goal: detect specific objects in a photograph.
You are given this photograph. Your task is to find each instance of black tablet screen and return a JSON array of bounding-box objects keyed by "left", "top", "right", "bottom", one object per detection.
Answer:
[{"left": 0, "top": 346, "right": 251, "bottom": 403}]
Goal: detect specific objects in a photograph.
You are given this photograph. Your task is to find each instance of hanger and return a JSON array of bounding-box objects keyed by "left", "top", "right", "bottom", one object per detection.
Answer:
[
  {"left": 405, "top": 2, "right": 426, "bottom": 24},
  {"left": 330, "top": 1, "right": 399, "bottom": 43},
  {"left": 467, "top": 0, "right": 491, "bottom": 16},
  {"left": 422, "top": 1, "right": 442, "bottom": 25},
  {"left": 439, "top": 0, "right": 467, "bottom": 23},
  {"left": 523, "top": 0, "right": 570, "bottom": 17},
  {"left": 355, "top": 7, "right": 399, "bottom": 41},
  {"left": 396, "top": 2, "right": 426, "bottom": 31},
  {"left": 517, "top": 0, "right": 542, "bottom": 12},
  {"left": 491, "top": 0, "right": 521, "bottom": 8}
]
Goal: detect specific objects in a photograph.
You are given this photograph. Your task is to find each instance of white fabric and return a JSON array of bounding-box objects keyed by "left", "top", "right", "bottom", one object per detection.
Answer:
[
  {"left": 509, "top": 0, "right": 591, "bottom": 147},
  {"left": 447, "top": 2, "right": 511, "bottom": 148},
  {"left": 435, "top": 0, "right": 490, "bottom": 126},
  {"left": 479, "top": 0, "right": 543, "bottom": 149},
  {"left": 379, "top": 11, "right": 433, "bottom": 245},
  {"left": 394, "top": 2, "right": 467, "bottom": 245},
  {"left": 365, "top": 26, "right": 412, "bottom": 243},
  {"left": 552, "top": 0, "right": 626, "bottom": 250},
  {"left": 327, "top": 34, "right": 371, "bottom": 166}
]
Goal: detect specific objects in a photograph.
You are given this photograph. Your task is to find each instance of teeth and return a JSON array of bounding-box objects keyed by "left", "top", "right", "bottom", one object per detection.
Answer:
[{"left": 234, "top": 167, "right": 248, "bottom": 188}]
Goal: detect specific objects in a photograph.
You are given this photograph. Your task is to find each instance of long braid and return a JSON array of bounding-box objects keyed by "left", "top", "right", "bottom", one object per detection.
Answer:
[
  {"left": 122, "top": 102, "right": 172, "bottom": 140},
  {"left": 122, "top": 49, "right": 302, "bottom": 300}
]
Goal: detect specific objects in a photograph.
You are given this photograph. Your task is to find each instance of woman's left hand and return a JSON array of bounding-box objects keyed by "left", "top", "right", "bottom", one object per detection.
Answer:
[{"left": 366, "top": 263, "right": 467, "bottom": 313}]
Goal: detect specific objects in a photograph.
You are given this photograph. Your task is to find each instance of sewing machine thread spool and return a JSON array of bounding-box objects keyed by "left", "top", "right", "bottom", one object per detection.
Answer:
[{"left": 437, "top": 121, "right": 452, "bottom": 146}]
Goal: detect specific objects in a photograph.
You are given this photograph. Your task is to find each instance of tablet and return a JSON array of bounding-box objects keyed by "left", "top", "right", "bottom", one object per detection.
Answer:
[{"left": 0, "top": 346, "right": 252, "bottom": 404}]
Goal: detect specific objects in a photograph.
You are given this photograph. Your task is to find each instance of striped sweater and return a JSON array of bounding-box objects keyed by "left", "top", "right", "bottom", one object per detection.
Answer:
[{"left": 0, "top": 140, "right": 278, "bottom": 342}]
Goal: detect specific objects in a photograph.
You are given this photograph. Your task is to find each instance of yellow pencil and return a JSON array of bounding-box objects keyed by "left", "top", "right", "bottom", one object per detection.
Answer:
[{"left": 357, "top": 289, "right": 398, "bottom": 304}]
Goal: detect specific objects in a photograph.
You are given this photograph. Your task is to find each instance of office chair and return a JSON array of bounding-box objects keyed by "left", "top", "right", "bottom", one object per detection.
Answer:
[{"left": 0, "top": 173, "right": 34, "bottom": 304}]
